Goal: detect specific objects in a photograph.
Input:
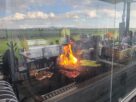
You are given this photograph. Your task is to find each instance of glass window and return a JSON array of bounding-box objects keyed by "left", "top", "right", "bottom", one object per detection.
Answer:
[{"left": 0, "top": 0, "right": 136, "bottom": 102}]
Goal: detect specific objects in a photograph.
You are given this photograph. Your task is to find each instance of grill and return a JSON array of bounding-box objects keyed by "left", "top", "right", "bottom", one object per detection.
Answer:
[{"left": 42, "top": 82, "right": 77, "bottom": 101}]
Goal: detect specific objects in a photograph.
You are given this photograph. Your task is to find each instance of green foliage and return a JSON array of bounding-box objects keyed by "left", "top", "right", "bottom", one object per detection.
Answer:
[
  {"left": 60, "top": 28, "right": 70, "bottom": 36},
  {"left": 0, "top": 39, "right": 8, "bottom": 54},
  {"left": 0, "top": 28, "right": 120, "bottom": 54}
]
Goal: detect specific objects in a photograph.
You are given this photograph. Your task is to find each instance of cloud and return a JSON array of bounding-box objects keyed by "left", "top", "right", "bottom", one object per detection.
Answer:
[
  {"left": 6, "top": 0, "right": 28, "bottom": 13},
  {"left": 49, "top": 12, "right": 55, "bottom": 18},
  {"left": 64, "top": 9, "right": 97, "bottom": 19},
  {"left": 0, "top": 8, "right": 120, "bottom": 29},
  {"left": 13, "top": 13, "right": 26, "bottom": 20},
  {"left": 29, "top": 0, "right": 55, "bottom": 5},
  {"left": 100, "top": 9, "right": 121, "bottom": 18},
  {"left": 2, "top": 11, "right": 56, "bottom": 21},
  {"left": 63, "top": 0, "right": 93, "bottom": 8},
  {"left": 27, "top": 12, "right": 48, "bottom": 19},
  {"left": 0, "top": 0, "right": 6, "bottom": 12},
  {"left": 84, "top": 10, "right": 97, "bottom": 18},
  {"left": 0, "top": 0, "right": 136, "bottom": 29},
  {"left": 4, "top": 0, "right": 55, "bottom": 14}
]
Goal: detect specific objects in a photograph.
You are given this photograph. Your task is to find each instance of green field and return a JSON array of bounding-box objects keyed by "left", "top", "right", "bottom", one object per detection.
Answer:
[
  {"left": 0, "top": 35, "right": 80, "bottom": 55},
  {"left": 0, "top": 28, "right": 120, "bottom": 55}
]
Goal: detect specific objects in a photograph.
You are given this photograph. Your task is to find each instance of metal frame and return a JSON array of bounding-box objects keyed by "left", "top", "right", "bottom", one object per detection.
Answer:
[
  {"left": 100, "top": 0, "right": 136, "bottom": 34},
  {"left": 119, "top": 87, "right": 136, "bottom": 102}
]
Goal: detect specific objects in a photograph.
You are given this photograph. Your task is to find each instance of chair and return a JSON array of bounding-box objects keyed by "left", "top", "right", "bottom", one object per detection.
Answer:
[{"left": 0, "top": 80, "right": 18, "bottom": 102}]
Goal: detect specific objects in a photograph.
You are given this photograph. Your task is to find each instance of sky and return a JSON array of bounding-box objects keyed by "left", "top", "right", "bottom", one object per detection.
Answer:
[{"left": 0, "top": 0, "right": 136, "bottom": 29}]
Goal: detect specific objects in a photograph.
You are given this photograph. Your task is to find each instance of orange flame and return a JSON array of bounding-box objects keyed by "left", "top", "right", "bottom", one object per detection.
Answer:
[{"left": 58, "top": 44, "right": 78, "bottom": 69}]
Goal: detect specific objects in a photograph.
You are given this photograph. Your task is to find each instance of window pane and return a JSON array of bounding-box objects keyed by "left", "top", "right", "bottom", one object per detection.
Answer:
[{"left": 2, "top": 0, "right": 136, "bottom": 102}]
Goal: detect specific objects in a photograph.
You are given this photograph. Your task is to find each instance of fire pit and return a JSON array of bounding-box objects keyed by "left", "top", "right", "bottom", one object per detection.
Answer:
[
  {"left": 57, "top": 43, "right": 80, "bottom": 78},
  {"left": 57, "top": 43, "right": 101, "bottom": 79},
  {"left": 57, "top": 44, "right": 79, "bottom": 69}
]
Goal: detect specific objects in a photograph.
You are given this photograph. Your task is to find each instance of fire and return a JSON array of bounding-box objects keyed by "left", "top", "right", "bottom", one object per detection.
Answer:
[{"left": 58, "top": 43, "right": 79, "bottom": 69}]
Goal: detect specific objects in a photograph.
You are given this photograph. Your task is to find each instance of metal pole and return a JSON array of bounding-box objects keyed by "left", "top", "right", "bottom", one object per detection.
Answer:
[
  {"left": 122, "top": 0, "right": 127, "bottom": 22},
  {"left": 125, "top": 1, "right": 131, "bottom": 34}
]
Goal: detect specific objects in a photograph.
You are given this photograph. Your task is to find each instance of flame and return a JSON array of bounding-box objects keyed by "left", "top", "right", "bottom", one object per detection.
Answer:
[{"left": 58, "top": 44, "right": 78, "bottom": 69}]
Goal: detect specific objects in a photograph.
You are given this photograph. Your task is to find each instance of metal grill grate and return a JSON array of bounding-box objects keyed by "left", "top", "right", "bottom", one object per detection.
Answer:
[{"left": 42, "top": 82, "right": 77, "bottom": 100}]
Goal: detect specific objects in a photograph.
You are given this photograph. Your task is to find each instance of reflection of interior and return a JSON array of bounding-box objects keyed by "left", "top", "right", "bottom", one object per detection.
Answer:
[{"left": 0, "top": 0, "right": 136, "bottom": 102}]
